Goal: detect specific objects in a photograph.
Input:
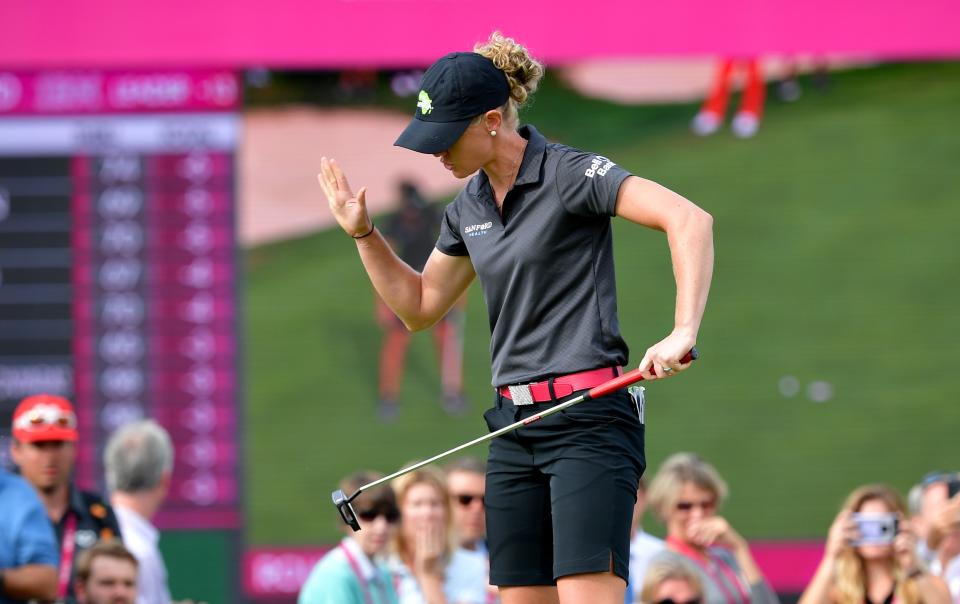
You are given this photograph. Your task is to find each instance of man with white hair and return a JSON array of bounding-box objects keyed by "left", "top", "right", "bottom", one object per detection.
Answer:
[{"left": 103, "top": 420, "right": 174, "bottom": 604}]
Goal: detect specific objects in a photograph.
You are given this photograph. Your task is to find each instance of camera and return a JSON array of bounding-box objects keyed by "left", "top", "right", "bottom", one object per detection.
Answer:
[{"left": 850, "top": 513, "right": 899, "bottom": 546}]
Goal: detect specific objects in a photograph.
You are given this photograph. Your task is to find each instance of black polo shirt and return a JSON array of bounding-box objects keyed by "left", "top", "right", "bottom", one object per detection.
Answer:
[{"left": 436, "top": 125, "right": 631, "bottom": 386}]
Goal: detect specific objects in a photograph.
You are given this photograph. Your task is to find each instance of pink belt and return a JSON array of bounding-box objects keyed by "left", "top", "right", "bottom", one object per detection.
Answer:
[{"left": 498, "top": 366, "right": 622, "bottom": 405}]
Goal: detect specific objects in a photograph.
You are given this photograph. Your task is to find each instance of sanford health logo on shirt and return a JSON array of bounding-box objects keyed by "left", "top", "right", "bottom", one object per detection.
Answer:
[
  {"left": 584, "top": 155, "right": 615, "bottom": 178},
  {"left": 464, "top": 221, "right": 493, "bottom": 238}
]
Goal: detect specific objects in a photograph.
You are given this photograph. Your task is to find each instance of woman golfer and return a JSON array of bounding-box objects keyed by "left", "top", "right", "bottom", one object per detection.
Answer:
[{"left": 319, "top": 32, "right": 714, "bottom": 604}]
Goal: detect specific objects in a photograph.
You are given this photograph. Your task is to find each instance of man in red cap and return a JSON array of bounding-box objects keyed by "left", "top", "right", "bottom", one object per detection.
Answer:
[{"left": 10, "top": 394, "right": 123, "bottom": 604}]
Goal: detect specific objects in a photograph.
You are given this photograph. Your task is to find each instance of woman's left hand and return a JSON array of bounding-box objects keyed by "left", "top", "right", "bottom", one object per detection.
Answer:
[
  {"left": 638, "top": 328, "right": 697, "bottom": 380},
  {"left": 687, "top": 516, "right": 746, "bottom": 550}
]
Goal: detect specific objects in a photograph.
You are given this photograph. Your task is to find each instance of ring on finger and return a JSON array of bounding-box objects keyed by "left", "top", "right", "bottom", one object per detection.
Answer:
[{"left": 662, "top": 366, "right": 674, "bottom": 373}]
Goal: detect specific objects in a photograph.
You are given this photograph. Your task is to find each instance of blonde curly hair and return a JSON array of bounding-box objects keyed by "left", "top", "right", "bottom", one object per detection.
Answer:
[{"left": 474, "top": 31, "right": 544, "bottom": 127}]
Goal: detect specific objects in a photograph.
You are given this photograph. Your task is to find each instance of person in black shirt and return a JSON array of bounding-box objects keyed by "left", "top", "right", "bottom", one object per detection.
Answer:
[
  {"left": 318, "top": 32, "right": 714, "bottom": 604},
  {"left": 10, "top": 394, "right": 123, "bottom": 604}
]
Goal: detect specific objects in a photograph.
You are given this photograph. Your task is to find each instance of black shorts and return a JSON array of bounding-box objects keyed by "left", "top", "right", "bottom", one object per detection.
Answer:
[{"left": 483, "top": 388, "right": 646, "bottom": 586}]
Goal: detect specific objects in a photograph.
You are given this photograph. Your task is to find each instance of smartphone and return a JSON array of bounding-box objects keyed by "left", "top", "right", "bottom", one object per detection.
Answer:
[{"left": 850, "top": 513, "right": 898, "bottom": 546}]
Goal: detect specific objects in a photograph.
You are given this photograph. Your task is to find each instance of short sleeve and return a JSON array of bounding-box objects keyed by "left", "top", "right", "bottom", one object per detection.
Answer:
[
  {"left": 436, "top": 198, "right": 468, "bottom": 257},
  {"left": 555, "top": 149, "right": 632, "bottom": 216},
  {"left": 15, "top": 484, "right": 59, "bottom": 566},
  {"left": 297, "top": 560, "right": 359, "bottom": 604}
]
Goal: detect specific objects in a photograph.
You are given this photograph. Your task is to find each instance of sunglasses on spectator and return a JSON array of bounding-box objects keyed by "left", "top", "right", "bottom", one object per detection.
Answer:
[
  {"left": 356, "top": 508, "right": 400, "bottom": 524},
  {"left": 675, "top": 500, "right": 715, "bottom": 512},
  {"left": 452, "top": 494, "right": 485, "bottom": 506},
  {"left": 655, "top": 598, "right": 701, "bottom": 604}
]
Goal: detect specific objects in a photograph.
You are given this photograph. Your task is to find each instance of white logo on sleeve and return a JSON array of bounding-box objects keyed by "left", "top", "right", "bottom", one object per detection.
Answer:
[
  {"left": 584, "top": 155, "right": 615, "bottom": 178},
  {"left": 464, "top": 221, "right": 493, "bottom": 237}
]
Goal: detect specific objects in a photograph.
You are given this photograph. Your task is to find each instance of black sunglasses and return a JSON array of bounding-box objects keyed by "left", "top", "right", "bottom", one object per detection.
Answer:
[
  {"left": 357, "top": 508, "right": 401, "bottom": 524},
  {"left": 655, "top": 599, "right": 701, "bottom": 604},
  {"left": 453, "top": 494, "right": 485, "bottom": 506}
]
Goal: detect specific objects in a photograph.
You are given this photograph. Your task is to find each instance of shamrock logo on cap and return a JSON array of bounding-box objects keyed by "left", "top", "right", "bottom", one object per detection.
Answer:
[{"left": 417, "top": 90, "right": 434, "bottom": 115}]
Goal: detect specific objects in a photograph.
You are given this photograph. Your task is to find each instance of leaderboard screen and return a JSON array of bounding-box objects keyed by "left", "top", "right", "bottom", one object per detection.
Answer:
[{"left": 0, "top": 70, "right": 242, "bottom": 530}]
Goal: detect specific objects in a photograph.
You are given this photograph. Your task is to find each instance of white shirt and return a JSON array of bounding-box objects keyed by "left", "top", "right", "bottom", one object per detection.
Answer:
[
  {"left": 114, "top": 506, "right": 172, "bottom": 604},
  {"left": 629, "top": 530, "right": 666, "bottom": 603},
  {"left": 387, "top": 547, "right": 487, "bottom": 604},
  {"left": 940, "top": 555, "right": 960, "bottom": 604}
]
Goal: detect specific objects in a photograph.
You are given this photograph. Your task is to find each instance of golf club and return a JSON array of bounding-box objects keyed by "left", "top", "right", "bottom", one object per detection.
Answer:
[{"left": 332, "top": 348, "right": 699, "bottom": 530}]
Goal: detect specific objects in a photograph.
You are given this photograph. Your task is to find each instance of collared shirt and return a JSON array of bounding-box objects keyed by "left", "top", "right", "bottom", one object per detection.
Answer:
[
  {"left": 113, "top": 506, "right": 171, "bottom": 604},
  {"left": 299, "top": 537, "right": 398, "bottom": 604},
  {"left": 386, "top": 547, "right": 487, "bottom": 604},
  {"left": 436, "top": 125, "right": 632, "bottom": 386},
  {"left": 54, "top": 487, "right": 123, "bottom": 604},
  {"left": 0, "top": 469, "right": 58, "bottom": 604},
  {"left": 628, "top": 530, "right": 666, "bottom": 602}
]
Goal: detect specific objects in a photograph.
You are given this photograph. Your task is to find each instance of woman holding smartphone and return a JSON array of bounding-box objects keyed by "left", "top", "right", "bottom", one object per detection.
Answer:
[{"left": 800, "top": 484, "right": 950, "bottom": 604}]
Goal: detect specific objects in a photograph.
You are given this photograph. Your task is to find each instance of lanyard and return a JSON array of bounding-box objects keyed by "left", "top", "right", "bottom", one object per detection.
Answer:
[
  {"left": 667, "top": 535, "right": 750, "bottom": 604},
  {"left": 341, "top": 543, "right": 389, "bottom": 604},
  {"left": 57, "top": 513, "right": 78, "bottom": 600}
]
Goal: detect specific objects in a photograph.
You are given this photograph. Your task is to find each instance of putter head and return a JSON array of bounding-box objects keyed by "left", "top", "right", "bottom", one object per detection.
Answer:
[{"left": 332, "top": 489, "right": 361, "bottom": 532}]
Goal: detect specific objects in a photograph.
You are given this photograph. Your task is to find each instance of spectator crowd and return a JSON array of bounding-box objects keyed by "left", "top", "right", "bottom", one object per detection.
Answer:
[
  {"left": 297, "top": 452, "right": 960, "bottom": 604},
  {"left": 0, "top": 393, "right": 202, "bottom": 604},
  {"left": 3, "top": 392, "right": 958, "bottom": 604}
]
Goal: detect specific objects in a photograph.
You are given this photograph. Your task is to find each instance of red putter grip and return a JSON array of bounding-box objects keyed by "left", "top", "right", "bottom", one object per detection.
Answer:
[{"left": 587, "top": 348, "right": 699, "bottom": 400}]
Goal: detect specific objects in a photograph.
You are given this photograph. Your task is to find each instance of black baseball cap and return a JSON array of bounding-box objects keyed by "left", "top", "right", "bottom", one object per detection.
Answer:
[{"left": 394, "top": 52, "right": 510, "bottom": 154}]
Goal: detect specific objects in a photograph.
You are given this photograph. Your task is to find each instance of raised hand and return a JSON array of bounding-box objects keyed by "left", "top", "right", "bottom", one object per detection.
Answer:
[
  {"left": 412, "top": 518, "right": 446, "bottom": 576},
  {"left": 824, "top": 510, "right": 857, "bottom": 558},
  {"left": 687, "top": 516, "right": 744, "bottom": 550},
  {"left": 317, "top": 157, "right": 372, "bottom": 237}
]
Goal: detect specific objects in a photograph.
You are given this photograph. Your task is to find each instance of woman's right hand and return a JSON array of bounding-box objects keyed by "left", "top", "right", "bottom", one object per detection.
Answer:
[
  {"left": 318, "top": 157, "right": 372, "bottom": 238},
  {"left": 412, "top": 518, "right": 446, "bottom": 576},
  {"left": 825, "top": 510, "right": 857, "bottom": 558}
]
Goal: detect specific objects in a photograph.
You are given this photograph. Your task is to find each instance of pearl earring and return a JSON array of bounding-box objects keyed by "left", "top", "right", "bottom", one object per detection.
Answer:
[{"left": 490, "top": 130, "right": 497, "bottom": 136}]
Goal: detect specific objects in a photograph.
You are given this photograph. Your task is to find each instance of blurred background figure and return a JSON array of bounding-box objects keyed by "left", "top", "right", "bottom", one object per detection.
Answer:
[
  {"left": 336, "top": 70, "right": 378, "bottom": 102},
  {"left": 629, "top": 477, "right": 666, "bottom": 604},
  {"left": 639, "top": 556, "right": 703, "bottom": 604},
  {"left": 377, "top": 180, "right": 467, "bottom": 421},
  {"left": 445, "top": 458, "right": 487, "bottom": 554},
  {"left": 908, "top": 473, "right": 960, "bottom": 601},
  {"left": 799, "top": 484, "right": 950, "bottom": 604},
  {"left": 0, "top": 464, "right": 58, "bottom": 604},
  {"left": 647, "top": 453, "right": 778, "bottom": 604},
  {"left": 9, "top": 394, "right": 122, "bottom": 604},
  {"left": 388, "top": 466, "right": 487, "bottom": 604},
  {"left": 444, "top": 458, "right": 497, "bottom": 603},
  {"left": 691, "top": 58, "right": 765, "bottom": 138},
  {"left": 74, "top": 541, "right": 139, "bottom": 604},
  {"left": 104, "top": 420, "right": 174, "bottom": 604},
  {"left": 775, "top": 57, "right": 831, "bottom": 103},
  {"left": 298, "top": 472, "right": 400, "bottom": 604}
]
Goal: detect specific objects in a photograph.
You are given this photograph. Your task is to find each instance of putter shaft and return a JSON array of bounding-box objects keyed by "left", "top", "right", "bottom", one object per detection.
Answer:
[{"left": 348, "top": 349, "right": 698, "bottom": 498}]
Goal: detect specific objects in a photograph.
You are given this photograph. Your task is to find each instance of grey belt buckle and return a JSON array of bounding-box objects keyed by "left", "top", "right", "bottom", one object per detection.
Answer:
[{"left": 508, "top": 384, "right": 535, "bottom": 406}]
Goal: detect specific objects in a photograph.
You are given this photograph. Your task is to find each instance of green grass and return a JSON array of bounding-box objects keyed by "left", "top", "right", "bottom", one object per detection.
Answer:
[{"left": 245, "top": 62, "right": 960, "bottom": 544}]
